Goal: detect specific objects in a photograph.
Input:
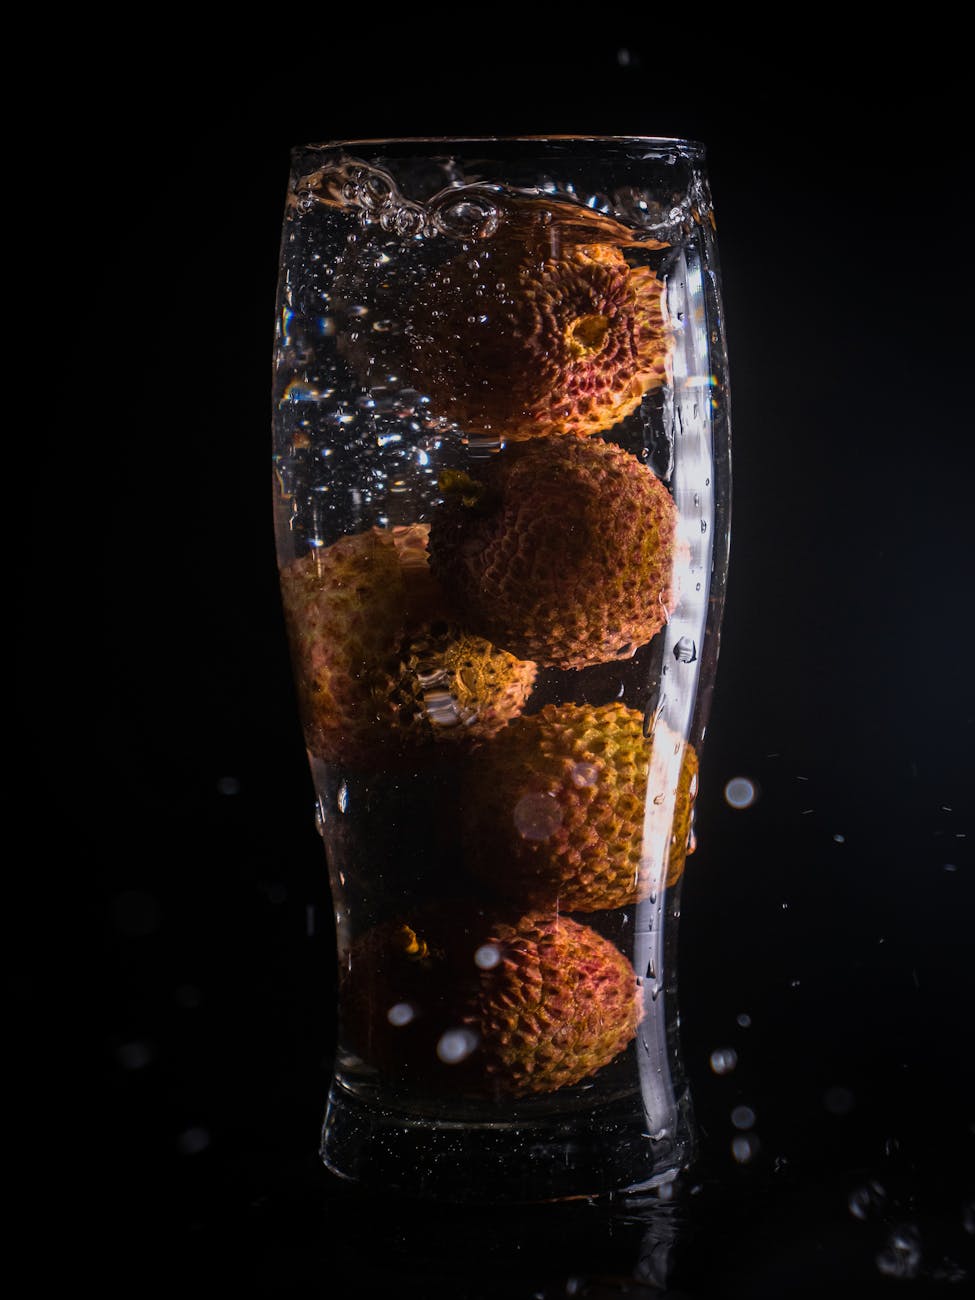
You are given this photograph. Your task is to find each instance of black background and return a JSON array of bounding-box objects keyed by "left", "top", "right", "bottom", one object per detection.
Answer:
[{"left": 18, "top": 28, "right": 974, "bottom": 1297}]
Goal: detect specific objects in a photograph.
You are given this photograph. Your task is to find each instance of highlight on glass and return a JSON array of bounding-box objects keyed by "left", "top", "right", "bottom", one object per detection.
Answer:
[{"left": 272, "top": 137, "right": 731, "bottom": 1202}]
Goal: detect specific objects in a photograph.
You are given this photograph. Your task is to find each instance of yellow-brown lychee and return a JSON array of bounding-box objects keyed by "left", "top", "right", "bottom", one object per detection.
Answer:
[
  {"left": 335, "top": 230, "right": 670, "bottom": 441},
  {"left": 464, "top": 703, "right": 698, "bottom": 911},
  {"left": 278, "top": 525, "right": 536, "bottom": 763}
]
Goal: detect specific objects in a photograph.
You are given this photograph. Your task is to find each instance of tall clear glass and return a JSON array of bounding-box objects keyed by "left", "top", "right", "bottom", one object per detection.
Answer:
[{"left": 272, "top": 137, "right": 731, "bottom": 1201}]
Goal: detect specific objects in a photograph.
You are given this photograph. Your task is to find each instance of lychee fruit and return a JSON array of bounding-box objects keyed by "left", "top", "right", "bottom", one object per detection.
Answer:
[
  {"left": 428, "top": 437, "right": 679, "bottom": 669},
  {"left": 278, "top": 525, "right": 536, "bottom": 763},
  {"left": 334, "top": 229, "right": 670, "bottom": 441},
  {"left": 465, "top": 910, "right": 644, "bottom": 1097},
  {"left": 342, "top": 907, "right": 643, "bottom": 1098},
  {"left": 463, "top": 703, "right": 698, "bottom": 912}
]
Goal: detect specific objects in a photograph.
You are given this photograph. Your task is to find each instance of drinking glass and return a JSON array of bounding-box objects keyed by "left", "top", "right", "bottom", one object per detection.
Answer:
[{"left": 272, "top": 137, "right": 731, "bottom": 1201}]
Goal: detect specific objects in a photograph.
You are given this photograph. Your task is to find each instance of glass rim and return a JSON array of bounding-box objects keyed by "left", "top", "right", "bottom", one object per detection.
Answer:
[{"left": 296, "top": 134, "right": 706, "bottom": 153}]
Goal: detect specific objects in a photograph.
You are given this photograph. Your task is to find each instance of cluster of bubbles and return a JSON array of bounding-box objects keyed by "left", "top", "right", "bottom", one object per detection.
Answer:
[
  {"left": 294, "top": 159, "right": 503, "bottom": 243},
  {"left": 292, "top": 155, "right": 707, "bottom": 247}
]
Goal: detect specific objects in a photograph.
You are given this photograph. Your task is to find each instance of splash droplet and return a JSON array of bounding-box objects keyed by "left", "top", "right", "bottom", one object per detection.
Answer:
[
  {"left": 513, "top": 793, "right": 563, "bottom": 841},
  {"left": 474, "top": 944, "right": 501, "bottom": 970},
  {"left": 724, "top": 777, "right": 757, "bottom": 809},
  {"left": 437, "top": 1028, "right": 479, "bottom": 1064},
  {"left": 876, "top": 1225, "right": 922, "bottom": 1279},
  {"left": 710, "top": 1047, "right": 738, "bottom": 1075}
]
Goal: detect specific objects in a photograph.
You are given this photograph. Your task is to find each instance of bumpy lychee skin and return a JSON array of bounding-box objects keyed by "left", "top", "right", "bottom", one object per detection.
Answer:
[
  {"left": 465, "top": 911, "right": 643, "bottom": 1097},
  {"left": 279, "top": 526, "right": 536, "bottom": 763},
  {"left": 464, "top": 703, "right": 698, "bottom": 912},
  {"left": 336, "top": 235, "right": 669, "bottom": 442},
  {"left": 386, "top": 622, "right": 537, "bottom": 739},
  {"left": 428, "top": 437, "right": 679, "bottom": 669},
  {"left": 342, "top": 907, "right": 642, "bottom": 1098},
  {"left": 408, "top": 242, "right": 669, "bottom": 440}
]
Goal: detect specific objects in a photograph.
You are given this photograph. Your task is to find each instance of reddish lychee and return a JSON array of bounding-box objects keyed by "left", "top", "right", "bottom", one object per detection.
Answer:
[{"left": 428, "top": 437, "right": 679, "bottom": 669}]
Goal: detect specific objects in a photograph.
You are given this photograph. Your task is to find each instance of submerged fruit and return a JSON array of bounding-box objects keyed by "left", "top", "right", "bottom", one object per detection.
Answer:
[
  {"left": 466, "top": 911, "right": 643, "bottom": 1097},
  {"left": 279, "top": 526, "right": 536, "bottom": 763},
  {"left": 404, "top": 242, "right": 669, "bottom": 440},
  {"left": 464, "top": 703, "right": 698, "bottom": 911},
  {"left": 343, "top": 907, "right": 643, "bottom": 1098},
  {"left": 334, "top": 224, "right": 670, "bottom": 441},
  {"left": 428, "top": 437, "right": 679, "bottom": 669}
]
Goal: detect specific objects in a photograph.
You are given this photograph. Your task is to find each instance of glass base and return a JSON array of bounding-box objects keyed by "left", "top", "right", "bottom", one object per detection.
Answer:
[{"left": 320, "top": 1079, "right": 695, "bottom": 1203}]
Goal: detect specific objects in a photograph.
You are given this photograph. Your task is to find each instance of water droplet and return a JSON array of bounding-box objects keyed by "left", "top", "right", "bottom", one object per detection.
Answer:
[
  {"left": 514, "top": 793, "right": 562, "bottom": 841},
  {"left": 569, "top": 762, "right": 599, "bottom": 789},
  {"left": 876, "top": 1224, "right": 922, "bottom": 1279},
  {"left": 436, "top": 1028, "right": 479, "bottom": 1064},
  {"left": 387, "top": 1002, "right": 415, "bottom": 1027},
  {"left": 724, "top": 777, "right": 757, "bottom": 809},
  {"left": 731, "top": 1105, "right": 755, "bottom": 1130},
  {"left": 710, "top": 1047, "right": 738, "bottom": 1075},
  {"left": 731, "top": 1134, "right": 757, "bottom": 1163},
  {"left": 848, "top": 1181, "right": 886, "bottom": 1220},
  {"left": 673, "top": 636, "right": 697, "bottom": 664}
]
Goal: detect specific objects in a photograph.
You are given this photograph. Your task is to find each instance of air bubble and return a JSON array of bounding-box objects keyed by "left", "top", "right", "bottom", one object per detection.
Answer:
[
  {"left": 673, "top": 636, "right": 697, "bottom": 664},
  {"left": 736, "top": 1013, "right": 752, "bottom": 1028},
  {"left": 387, "top": 1003, "right": 415, "bottom": 1027},
  {"left": 710, "top": 1047, "right": 738, "bottom": 1075},
  {"left": 360, "top": 174, "right": 393, "bottom": 211},
  {"left": 731, "top": 1105, "right": 755, "bottom": 1130},
  {"left": 433, "top": 195, "right": 501, "bottom": 240}
]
